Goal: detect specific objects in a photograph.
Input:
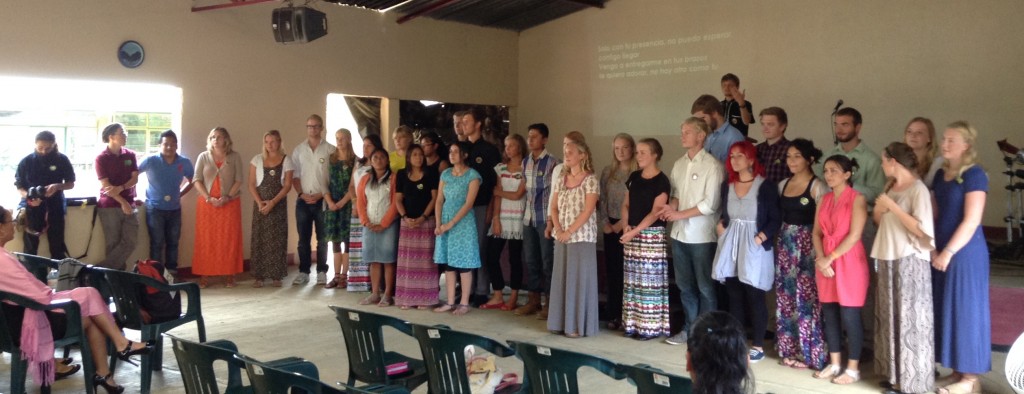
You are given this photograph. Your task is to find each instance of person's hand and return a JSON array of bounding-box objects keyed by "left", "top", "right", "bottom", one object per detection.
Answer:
[
  {"left": 492, "top": 220, "right": 502, "bottom": 236},
  {"left": 815, "top": 254, "right": 834, "bottom": 272},
  {"left": 716, "top": 222, "right": 726, "bottom": 237},
  {"left": 932, "top": 250, "right": 952, "bottom": 271},
  {"left": 544, "top": 221, "right": 553, "bottom": 239},
  {"left": 436, "top": 222, "right": 449, "bottom": 235},
  {"left": 120, "top": 200, "right": 133, "bottom": 215},
  {"left": 555, "top": 229, "right": 570, "bottom": 243},
  {"left": 875, "top": 194, "right": 894, "bottom": 214},
  {"left": 412, "top": 216, "right": 426, "bottom": 227},
  {"left": 45, "top": 184, "right": 60, "bottom": 197},
  {"left": 732, "top": 86, "right": 747, "bottom": 105},
  {"left": 102, "top": 185, "right": 123, "bottom": 196},
  {"left": 258, "top": 200, "right": 271, "bottom": 215},
  {"left": 619, "top": 229, "right": 636, "bottom": 244},
  {"left": 602, "top": 222, "right": 613, "bottom": 234},
  {"left": 819, "top": 266, "right": 835, "bottom": 278},
  {"left": 753, "top": 232, "right": 766, "bottom": 246},
  {"left": 301, "top": 193, "right": 320, "bottom": 204}
]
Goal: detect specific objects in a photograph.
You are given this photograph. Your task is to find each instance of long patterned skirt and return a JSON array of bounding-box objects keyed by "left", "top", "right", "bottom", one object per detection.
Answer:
[
  {"left": 250, "top": 182, "right": 288, "bottom": 280},
  {"left": 394, "top": 220, "right": 439, "bottom": 307},
  {"left": 346, "top": 217, "right": 369, "bottom": 292},
  {"left": 622, "top": 226, "right": 670, "bottom": 339},
  {"left": 774, "top": 223, "right": 826, "bottom": 369},
  {"left": 875, "top": 255, "right": 935, "bottom": 393}
]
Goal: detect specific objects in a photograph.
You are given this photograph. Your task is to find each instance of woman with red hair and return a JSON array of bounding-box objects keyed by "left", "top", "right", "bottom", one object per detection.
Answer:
[{"left": 711, "top": 140, "right": 781, "bottom": 363}]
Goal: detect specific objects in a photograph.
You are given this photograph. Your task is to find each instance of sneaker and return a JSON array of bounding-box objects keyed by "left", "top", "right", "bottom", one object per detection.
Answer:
[
  {"left": 665, "top": 331, "right": 688, "bottom": 345},
  {"left": 163, "top": 269, "right": 177, "bottom": 285},
  {"left": 748, "top": 348, "right": 765, "bottom": 363},
  {"left": 316, "top": 272, "right": 327, "bottom": 285},
  {"left": 292, "top": 274, "right": 310, "bottom": 285}
]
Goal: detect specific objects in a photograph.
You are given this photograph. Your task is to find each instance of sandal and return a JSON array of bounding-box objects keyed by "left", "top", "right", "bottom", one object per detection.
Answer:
[
  {"left": 831, "top": 369, "right": 859, "bottom": 385},
  {"left": 479, "top": 302, "right": 505, "bottom": 310},
  {"left": 937, "top": 379, "right": 982, "bottom": 394},
  {"left": 417, "top": 304, "right": 436, "bottom": 310},
  {"left": 452, "top": 304, "right": 471, "bottom": 316},
  {"left": 814, "top": 364, "right": 841, "bottom": 380},
  {"left": 433, "top": 304, "right": 454, "bottom": 313},
  {"left": 360, "top": 293, "right": 382, "bottom": 305},
  {"left": 225, "top": 276, "right": 237, "bottom": 288},
  {"left": 325, "top": 275, "right": 342, "bottom": 289},
  {"left": 252, "top": 280, "right": 264, "bottom": 288},
  {"left": 378, "top": 296, "right": 393, "bottom": 307},
  {"left": 564, "top": 332, "right": 581, "bottom": 338},
  {"left": 779, "top": 357, "right": 808, "bottom": 369},
  {"left": 500, "top": 302, "right": 516, "bottom": 311}
]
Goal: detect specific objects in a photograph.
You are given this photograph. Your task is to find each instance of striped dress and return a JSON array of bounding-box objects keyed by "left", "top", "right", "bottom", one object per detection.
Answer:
[{"left": 346, "top": 164, "right": 371, "bottom": 292}]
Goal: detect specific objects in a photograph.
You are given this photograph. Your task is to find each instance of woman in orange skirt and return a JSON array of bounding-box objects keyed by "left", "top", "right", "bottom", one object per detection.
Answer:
[{"left": 192, "top": 127, "right": 245, "bottom": 288}]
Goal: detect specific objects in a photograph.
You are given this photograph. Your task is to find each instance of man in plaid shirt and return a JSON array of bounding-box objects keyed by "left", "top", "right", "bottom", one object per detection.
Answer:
[
  {"left": 755, "top": 107, "right": 793, "bottom": 184},
  {"left": 516, "top": 123, "right": 560, "bottom": 316}
]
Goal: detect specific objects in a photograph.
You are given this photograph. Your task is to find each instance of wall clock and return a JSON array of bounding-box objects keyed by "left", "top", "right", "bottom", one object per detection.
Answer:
[{"left": 118, "top": 40, "right": 145, "bottom": 69}]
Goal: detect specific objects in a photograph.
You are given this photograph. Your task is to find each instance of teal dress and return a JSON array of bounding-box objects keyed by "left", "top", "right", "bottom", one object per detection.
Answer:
[
  {"left": 434, "top": 168, "right": 481, "bottom": 269},
  {"left": 324, "top": 159, "right": 353, "bottom": 243}
]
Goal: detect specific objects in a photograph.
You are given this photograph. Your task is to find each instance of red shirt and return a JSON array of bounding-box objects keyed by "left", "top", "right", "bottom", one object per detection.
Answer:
[{"left": 95, "top": 147, "right": 139, "bottom": 208}]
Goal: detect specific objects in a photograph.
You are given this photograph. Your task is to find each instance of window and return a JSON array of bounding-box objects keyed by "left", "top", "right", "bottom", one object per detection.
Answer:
[{"left": 0, "top": 76, "right": 182, "bottom": 208}]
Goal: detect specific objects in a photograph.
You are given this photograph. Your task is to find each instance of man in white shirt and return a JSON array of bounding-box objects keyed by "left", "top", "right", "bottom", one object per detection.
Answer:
[
  {"left": 657, "top": 117, "right": 724, "bottom": 345},
  {"left": 291, "top": 114, "right": 336, "bottom": 285}
]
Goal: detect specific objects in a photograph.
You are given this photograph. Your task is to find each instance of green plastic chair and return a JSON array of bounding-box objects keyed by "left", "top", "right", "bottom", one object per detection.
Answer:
[
  {"left": 409, "top": 323, "right": 522, "bottom": 394},
  {"left": 328, "top": 305, "right": 428, "bottom": 392},
  {"left": 96, "top": 267, "right": 206, "bottom": 394},
  {"left": 13, "top": 252, "right": 56, "bottom": 283},
  {"left": 0, "top": 291, "right": 96, "bottom": 394},
  {"left": 507, "top": 340, "right": 625, "bottom": 394},
  {"left": 618, "top": 363, "right": 693, "bottom": 394},
  {"left": 166, "top": 334, "right": 310, "bottom": 394},
  {"left": 236, "top": 353, "right": 409, "bottom": 394}
]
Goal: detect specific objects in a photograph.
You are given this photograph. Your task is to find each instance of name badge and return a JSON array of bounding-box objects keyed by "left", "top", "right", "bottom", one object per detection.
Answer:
[
  {"left": 475, "top": 157, "right": 483, "bottom": 164},
  {"left": 319, "top": 158, "right": 325, "bottom": 163},
  {"left": 49, "top": 165, "right": 57, "bottom": 171},
  {"left": 416, "top": 184, "right": 424, "bottom": 190},
  {"left": 800, "top": 197, "right": 809, "bottom": 206},
  {"left": 164, "top": 195, "right": 172, "bottom": 202},
  {"left": 269, "top": 169, "right": 276, "bottom": 176},
  {"left": 124, "top": 159, "right": 132, "bottom": 166},
  {"left": 691, "top": 173, "right": 698, "bottom": 180}
]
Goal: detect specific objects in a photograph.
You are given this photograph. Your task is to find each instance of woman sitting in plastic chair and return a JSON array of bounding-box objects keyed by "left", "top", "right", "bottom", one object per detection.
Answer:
[{"left": 0, "top": 205, "right": 153, "bottom": 393}]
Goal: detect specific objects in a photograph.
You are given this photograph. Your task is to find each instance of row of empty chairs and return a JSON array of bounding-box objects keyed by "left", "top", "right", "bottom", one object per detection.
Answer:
[
  {"left": 329, "top": 305, "right": 693, "bottom": 394},
  {"left": 1, "top": 253, "right": 206, "bottom": 394}
]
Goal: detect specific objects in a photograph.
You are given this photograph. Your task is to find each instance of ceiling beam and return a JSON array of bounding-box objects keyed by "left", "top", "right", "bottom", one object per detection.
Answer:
[
  {"left": 560, "top": 0, "right": 603, "bottom": 8},
  {"left": 192, "top": 0, "right": 278, "bottom": 12},
  {"left": 396, "top": 0, "right": 458, "bottom": 24}
]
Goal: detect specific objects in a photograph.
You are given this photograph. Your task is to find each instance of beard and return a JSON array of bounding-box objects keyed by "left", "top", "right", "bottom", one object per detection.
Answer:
[{"left": 836, "top": 133, "right": 857, "bottom": 143}]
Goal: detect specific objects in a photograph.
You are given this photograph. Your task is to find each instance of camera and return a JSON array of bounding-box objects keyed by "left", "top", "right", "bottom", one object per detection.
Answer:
[{"left": 27, "top": 185, "right": 47, "bottom": 200}]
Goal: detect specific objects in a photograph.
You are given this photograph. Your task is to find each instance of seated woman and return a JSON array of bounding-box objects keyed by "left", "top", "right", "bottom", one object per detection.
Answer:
[
  {"left": 0, "top": 205, "right": 153, "bottom": 393},
  {"left": 686, "top": 311, "right": 755, "bottom": 394}
]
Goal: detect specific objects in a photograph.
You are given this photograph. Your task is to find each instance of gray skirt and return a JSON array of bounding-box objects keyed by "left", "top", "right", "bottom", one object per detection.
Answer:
[
  {"left": 362, "top": 221, "right": 399, "bottom": 263},
  {"left": 548, "top": 241, "right": 600, "bottom": 337}
]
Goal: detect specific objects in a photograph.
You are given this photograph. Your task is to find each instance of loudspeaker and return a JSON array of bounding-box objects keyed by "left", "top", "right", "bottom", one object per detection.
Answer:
[{"left": 272, "top": 7, "right": 328, "bottom": 44}]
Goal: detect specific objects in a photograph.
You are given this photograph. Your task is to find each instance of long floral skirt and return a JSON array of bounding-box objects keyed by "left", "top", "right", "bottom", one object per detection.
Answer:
[{"left": 774, "top": 223, "right": 827, "bottom": 369}]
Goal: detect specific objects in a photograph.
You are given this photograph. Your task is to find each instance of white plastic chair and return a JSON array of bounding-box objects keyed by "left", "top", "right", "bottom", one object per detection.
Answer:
[{"left": 1008, "top": 331, "right": 1024, "bottom": 394}]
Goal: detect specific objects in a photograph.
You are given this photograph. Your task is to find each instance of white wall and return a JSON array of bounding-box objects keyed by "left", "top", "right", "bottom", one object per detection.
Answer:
[
  {"left": 1, "top": 0, "right": 518, "bottom": 266},
  {"left": 518, "top": 0, "right": 1024, "bottom": 227}
]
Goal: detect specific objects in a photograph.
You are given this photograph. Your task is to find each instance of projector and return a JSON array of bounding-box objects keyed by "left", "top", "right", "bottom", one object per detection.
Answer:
[{"left": 272, "top": 6, "right": 328, "bottom": 44}]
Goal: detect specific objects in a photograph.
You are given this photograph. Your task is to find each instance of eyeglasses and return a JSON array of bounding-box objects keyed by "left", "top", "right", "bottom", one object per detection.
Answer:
[{"left": 306, "top": 124, "right": 322, "bottom": 129}]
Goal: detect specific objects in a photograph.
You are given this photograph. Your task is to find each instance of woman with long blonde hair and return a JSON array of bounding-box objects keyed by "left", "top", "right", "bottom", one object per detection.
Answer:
[
  {"left": 324, "top": 128, "right": 357, "bottom": 288},
  {"left": 247, "top": 130, "right": 292, "bottom": 287},
  {"left": 599, "top": 133, "right": 636, "bottom": 330},
  {"left": 902, "top": 117, "right": 943, "bottom": 187},
  {"left": 931, "top": 121, "right": 990, "bottom": 394},
  {"left": 192, "top": 127, "right": 245, "bottom": 288},
  {"left": 548, "top": 139, "right": 601, "bottom": 337}
]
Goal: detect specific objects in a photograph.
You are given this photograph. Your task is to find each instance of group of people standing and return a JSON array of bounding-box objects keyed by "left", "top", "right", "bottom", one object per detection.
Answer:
[{"left": 10, "top": 74, "right": 992, "bottom": 393}]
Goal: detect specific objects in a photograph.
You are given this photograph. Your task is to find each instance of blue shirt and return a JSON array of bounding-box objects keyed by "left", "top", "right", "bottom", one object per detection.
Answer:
[
  {"left": 704, "top": 122, "right": 745, "bottom": 163},
  {"left": 139, "top": 154, "right": 194, "bottom": 211}
]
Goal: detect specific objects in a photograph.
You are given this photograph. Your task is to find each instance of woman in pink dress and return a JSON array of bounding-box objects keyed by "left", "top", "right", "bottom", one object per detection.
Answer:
[
  {"left": 1, "top": 206, "right": 152, "bottom": 393},
  {"left": 811, "top": 155, "right": 869, "bottom": 385}
]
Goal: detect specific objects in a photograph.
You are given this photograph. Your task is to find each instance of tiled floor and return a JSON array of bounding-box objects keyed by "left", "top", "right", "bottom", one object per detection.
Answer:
[{"left": 2, "top": 265, "right": 1018, "bottom": 393}]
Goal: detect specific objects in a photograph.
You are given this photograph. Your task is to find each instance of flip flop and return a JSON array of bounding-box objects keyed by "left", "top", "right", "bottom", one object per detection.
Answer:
[
  {"left": 452, "top": 304, "right": 471, "bottom": 316},
  {"left": 433, "top": 304, "right": 454, "bottom": 313},
  {"left": 779, "top": 357, "right": 808, "bottom": 369}
]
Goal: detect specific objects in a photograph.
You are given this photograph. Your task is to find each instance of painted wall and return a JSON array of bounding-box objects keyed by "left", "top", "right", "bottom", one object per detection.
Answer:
[
  {"left": 518, "top": 0, "right": 1024, "bottom": 228},
  {"left": 1, "top": 0, "right": 518, "bottom": 266}
]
